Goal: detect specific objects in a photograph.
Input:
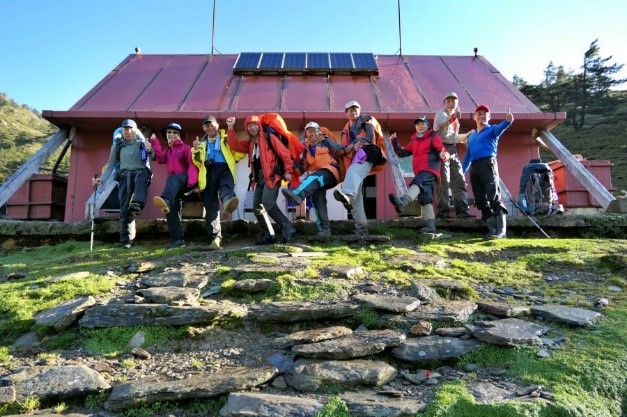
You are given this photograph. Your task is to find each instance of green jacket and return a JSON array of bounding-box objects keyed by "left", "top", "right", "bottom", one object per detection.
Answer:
[{"left": 192, "top": 131, "right": 246, "bottom": 191}]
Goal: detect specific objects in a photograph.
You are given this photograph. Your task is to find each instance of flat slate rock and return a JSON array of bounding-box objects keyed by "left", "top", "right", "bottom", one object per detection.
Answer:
[
  {"left": 466, "top": 318, "right": 549, "bottom": 346},
  {"left": 78, "top": 302, "right": 247, "bottom": 328},
  {"left": 136, "top": 286, "right": 200, "bottom": 305},
  {"left": 33, "top": 296, "right": 97, "bottom": 332},
  {"left": 477, "top": 301, "right": 530, "bottom": 317},
  {"left": 391, "top": 336, "right": 481, "bottom": 362},
  {"left": 285, "top": 359, "right": 397, "bottom": 391},
  {"left": 139, "top": 271, "right": 208, "bottom": 289},
  {"left": 248, "top": 301, "right": 360, "bottom": 323},
  {"left": 1, "top": 365, "right": 110, "bottom": 402},
  {"left": 353, "top": 293, "right": 421, "bottom": 313},
  {"left": 531, "top": 305, "right": 602, "bottom": 326},
  {"left": 384, "top": 300, "right": 477, "bottom": 324},
  {"left": 230, "top": 257, "right": 311, "bottom": 276},
  {"left": 232, "top": 278, "right": 275, "bottom": 294},
  {"left": 219, "top": 392, "right": 324, "bottom": 417},
  {"left": 292, "top": 330, "right": 406, "bottom": 360},
  {"left": 341, "top": 391, "right": 428, "bottom": 416},
  {"left": 105, "top": 366, "right": 277, "bottom": 411},
  {"left": 273, "top": 326, "right": 353, "bottom": 349}
]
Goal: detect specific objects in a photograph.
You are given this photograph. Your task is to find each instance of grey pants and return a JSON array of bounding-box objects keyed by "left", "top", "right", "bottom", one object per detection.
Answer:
[
  {"left": 340, "top": 160, "right": 373, "bottom": 228},
  {"left": 437, "top": 150, "right": 471, "bottom": 215}
]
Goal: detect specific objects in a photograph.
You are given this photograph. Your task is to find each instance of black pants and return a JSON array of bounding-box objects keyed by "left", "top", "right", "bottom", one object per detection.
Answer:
[
  {"left": 162, "top": 173, "right": 187, "bottom": 243},
  {"left": 202, "top": 163, "right": 236, "bottom": 240},
  {"left": 469, "top": 157, "right": 507, "bottom": 219},
  {"left": 117, "top": 169, "right": 151, "bottom": 243}
]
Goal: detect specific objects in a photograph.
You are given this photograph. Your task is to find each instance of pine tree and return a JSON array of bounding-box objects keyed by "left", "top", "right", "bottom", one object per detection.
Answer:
[{"left": 573, "top": 39, "right": 626, "bottom": 129}]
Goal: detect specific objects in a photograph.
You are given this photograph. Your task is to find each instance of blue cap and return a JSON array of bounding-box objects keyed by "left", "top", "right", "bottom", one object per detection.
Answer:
[
  {"left": 161, "top": 122, "right": 186, "bottom": 139},
  {"left": 121, "top": 119, "right": 137, "bottom": 129},
  {"left": 413, "top": 116, "right": 430, "bottom": 127}
]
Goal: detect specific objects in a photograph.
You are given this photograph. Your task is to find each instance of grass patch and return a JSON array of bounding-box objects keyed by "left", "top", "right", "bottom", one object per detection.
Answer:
[{"left": 80, "top": 326, "right": 190, "bottom": 356}]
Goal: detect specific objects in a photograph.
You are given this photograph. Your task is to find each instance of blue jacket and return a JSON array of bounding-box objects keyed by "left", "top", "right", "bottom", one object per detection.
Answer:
[{"left": 462, "top": 120, "right": 512, "bottom": 174}]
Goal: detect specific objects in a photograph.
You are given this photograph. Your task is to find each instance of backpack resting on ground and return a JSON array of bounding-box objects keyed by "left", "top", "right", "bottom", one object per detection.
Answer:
[{"left": 517, "top": 161, "right": 564, "bottom": 216}]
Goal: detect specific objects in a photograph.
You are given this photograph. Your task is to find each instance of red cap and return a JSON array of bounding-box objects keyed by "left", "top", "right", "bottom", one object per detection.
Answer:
[{"left": 474, "top": 104, "right": 490, "bottom": 113}]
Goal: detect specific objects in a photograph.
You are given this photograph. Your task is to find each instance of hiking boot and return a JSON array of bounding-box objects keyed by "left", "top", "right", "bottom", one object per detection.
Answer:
[
  {"left": 354, "top": 223, "right": 369, "bottom": 240},
  {"left": 208, "top": 238, "right": 221, "bottom": 250},
  {"left": 488, "top": 213, "right": 507, "bottom": 239},
  {"left": 483, "top": 216, "right": 497, "bottom": 238},
  {"left": 389, "top": 194, "right": 411, "bottom": 214},
  {"left": 281, "top": 188, "right": 303, "bottom": 205},
  {"left": 333, "top": 189, "right": 353, "bottom": 211},
  {"left": 316, "top": 228, "right": 332, "bottom": 239},
  {"left": 418, "top": 219, "right": 437, "bottom": 234},
  {"left": 281, "top": 224, "right": 296, "bottom": 244},
  {"left": 222, "top": 196, "right": 239, "bottom": 216},
  {"left": 153, "top": 196, "right": 170, "bottom": 214},
  {"left": 167, "top": 240, "right": 186, "bottom": 250},
  {"left": 129, "top": 202, "right": 142, "bottom": 215}
]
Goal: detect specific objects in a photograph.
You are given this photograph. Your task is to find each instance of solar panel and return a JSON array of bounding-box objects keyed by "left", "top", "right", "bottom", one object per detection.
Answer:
[
  {"left": 259, "top": 52, "right": 284, "bottom": 69},
  {"left": 307, "top": 53, "right": 330, "bottom": 69},
  {"left": 283, "top": 53, "right": 306, "bottom": 69},
  {"left": 233, "top": 52, "right": 377, "bottom": 75},
  {"left": 330, "top": 53, "right": 353, "bottom": 70},
  {"left": 234, "top": 52, "right": 262, "bottom": 70},
  {"left": 352, "top": 53, "right": 377, "bottom": 70}
]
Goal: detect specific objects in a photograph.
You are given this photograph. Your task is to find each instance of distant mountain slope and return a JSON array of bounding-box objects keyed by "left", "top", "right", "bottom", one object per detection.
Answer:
[{"left": 0, "top": 93, "right": 59, "bottom": 183}]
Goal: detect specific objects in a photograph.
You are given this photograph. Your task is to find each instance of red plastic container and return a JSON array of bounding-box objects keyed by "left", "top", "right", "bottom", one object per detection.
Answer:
[
  {"left": 549, "top": 159, "right": 614, "bottom": 207},
  {"left": 7, "top": 174, "right": 67, "bottom": 220}
]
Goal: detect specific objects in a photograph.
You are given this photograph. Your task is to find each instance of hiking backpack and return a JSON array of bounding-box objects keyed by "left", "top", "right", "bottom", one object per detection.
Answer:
[
  {"left": 259, "top": 113, "right": 306, "bottom": 186},
  {"left": 517, "top": 160, "right": 564, "bottom": 216},
  {"left": 112, "top": 127, "right": 149, "bottom": 173}
]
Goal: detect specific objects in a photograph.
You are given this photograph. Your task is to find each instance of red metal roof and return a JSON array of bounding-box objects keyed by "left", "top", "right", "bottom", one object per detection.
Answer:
[{"left": 43, "top": 53, "right": 565, "bottom": 132}]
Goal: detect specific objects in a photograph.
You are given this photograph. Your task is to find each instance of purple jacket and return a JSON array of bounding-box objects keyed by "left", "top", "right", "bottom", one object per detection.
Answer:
[{"left": 150, "top": 138, "right": 198, "bottom": 187}]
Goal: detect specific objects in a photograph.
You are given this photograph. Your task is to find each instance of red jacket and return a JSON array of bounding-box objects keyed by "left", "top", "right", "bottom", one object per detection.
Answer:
[
  {"left": 393, "top": 130, "right": 446, "bottom": 177},
  {"left": 150, "top": 137, "right": 198, "bottom": 187},
  {"left": 227, "top": 115, "right": 293, "bottom": 188}
]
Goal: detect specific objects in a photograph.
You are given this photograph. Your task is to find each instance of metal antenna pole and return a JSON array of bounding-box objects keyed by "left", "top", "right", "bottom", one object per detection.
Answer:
[
  {"left": 211, "top": 0, "right": 216, "bottom": 54},
  {"left": 397, "top": 0, "right": 403, "bottom": 56}
]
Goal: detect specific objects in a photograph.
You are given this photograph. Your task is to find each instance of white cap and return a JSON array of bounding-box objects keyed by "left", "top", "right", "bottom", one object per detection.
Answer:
[
  {"left": 305, "top": 121, "right": 320, "bottom": 130},
  {"left": 344, "top": 100, "right": 361, "bottom": 110}
]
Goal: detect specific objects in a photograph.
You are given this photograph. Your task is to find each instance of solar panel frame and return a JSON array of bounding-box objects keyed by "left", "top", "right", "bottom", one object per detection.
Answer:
[
  {"left": 307, "top": 53, "right": 330, "bottom": 70},
  {"left": 351, "top": 53, "right": 377, "bottom": 70},
  {"left": 233, "top": 52, "right": 377, "bottom": 75},
  {"left": 259, "top": 52, "right": 284, "bottom": 69},
  {"left": 234, "top": 52, "right": 262, "bottom": 70},
  {"left": 330, "top": 53, "right": 354, "bottom": 70},
  {"left": 283, "top": 52, "right": 306, "bottom": 69}
]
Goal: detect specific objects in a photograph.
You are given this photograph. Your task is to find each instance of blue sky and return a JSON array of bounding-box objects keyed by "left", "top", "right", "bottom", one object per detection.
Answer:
[{"left": 2, "top": 0, "right": 626, "bottom": 112}]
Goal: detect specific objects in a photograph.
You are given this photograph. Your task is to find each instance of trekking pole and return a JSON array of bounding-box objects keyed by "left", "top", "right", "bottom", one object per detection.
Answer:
[
  {"left": 509, "top": 196, "right": 551, "bottom": 239},
  {"left": 499, "top": 178, "right": 550, "bottom": 239},
  {"left": 90, "top": 174, "right": 99, "bottom": 251}
]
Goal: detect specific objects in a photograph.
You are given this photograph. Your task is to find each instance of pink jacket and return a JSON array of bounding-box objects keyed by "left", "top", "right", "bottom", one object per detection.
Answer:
[{"left": 150, "top": 137, "right": 198, "bottom": 187}]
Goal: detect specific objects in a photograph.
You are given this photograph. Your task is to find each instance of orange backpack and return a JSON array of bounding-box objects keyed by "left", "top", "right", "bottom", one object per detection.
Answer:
[{"left": 259, "top": 113, "right": 306, "bottom": 186}]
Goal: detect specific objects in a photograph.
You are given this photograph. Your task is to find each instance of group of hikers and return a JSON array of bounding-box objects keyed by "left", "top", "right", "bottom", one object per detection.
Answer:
[{"left": 94, "top": 93, "right": 513, "bottom": 249}]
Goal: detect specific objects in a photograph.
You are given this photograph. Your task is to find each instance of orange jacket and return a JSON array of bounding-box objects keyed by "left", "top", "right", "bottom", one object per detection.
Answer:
[
  {"left": 303, "top": 137, "right": 341, "bottom": 182},
  {"left": 227, "top": 115, "right": 293, "bottom": 188}
]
